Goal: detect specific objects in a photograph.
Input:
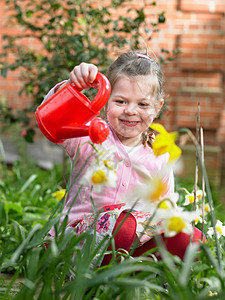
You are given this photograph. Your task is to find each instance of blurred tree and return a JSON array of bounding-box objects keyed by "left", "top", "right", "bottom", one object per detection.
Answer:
[{"left": 0, "top": 0, "right": 179, "bottom": 142}]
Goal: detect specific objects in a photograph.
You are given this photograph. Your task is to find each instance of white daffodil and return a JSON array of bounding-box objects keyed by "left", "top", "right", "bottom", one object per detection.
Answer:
[
  {"left": 194, "top": 215, "right": 206, "bottom": 225},
  {"left": 204, "top": 203, "right": 210, "bottom": 213},
  {"left": 80, "top": 164, "right": 117, "bottom": 193},
  {"left": 183, "top": 190, "right": 203, "bottom": 206},
  {"left": 80, "top": 141, "right": 118, "bottom": 193},
  {"left": 123, "top": 174, "right": 170, "bottom": 213},
  {"left": 143, "top": 176, "right": 168, "bottom": 202},
  {"left": 207, "top": 220, "right": 225, "bottom": 239},
  {"left": 153, "top": 208, "right": 201, "bottom": 238}
]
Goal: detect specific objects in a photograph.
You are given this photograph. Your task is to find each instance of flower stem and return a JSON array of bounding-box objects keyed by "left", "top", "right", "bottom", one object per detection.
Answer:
[{"left": 179, "top": 128, "right": 222, "bottom": 268}]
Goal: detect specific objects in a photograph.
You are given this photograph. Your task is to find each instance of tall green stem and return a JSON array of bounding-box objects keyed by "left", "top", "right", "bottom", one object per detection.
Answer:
[{"left": 179, "top": 128, "right": 222, "bottom": 268}]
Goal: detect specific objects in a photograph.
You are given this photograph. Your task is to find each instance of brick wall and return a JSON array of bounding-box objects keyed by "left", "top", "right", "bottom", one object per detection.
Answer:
[{"left": 1, "top": 0, "right": 225, "bottom": 177}]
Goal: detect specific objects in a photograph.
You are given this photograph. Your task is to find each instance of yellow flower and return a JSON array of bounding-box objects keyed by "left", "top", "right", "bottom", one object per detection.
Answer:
[
  {"left": 208, "top": 291, "right": 218, "bottom": 297},
  {"left": 168, "top": 216, "right": 186, "bottom": 233},
  {"left": 194, "top": 216, "right": 205, "bottom": 224},
  {"left": 155, "top": 209, "right": 200, "bottom": 237},
  {"left": 188, "top": 195, "right": 194, "bottom": 203},
  {"left": 150, "top": 177, "right": 167, "bottom": 201},
  {"left": 157, "top": 193, "right": 179, "bottom": 210},
  {"left": 158, "top": 200, "right": 171, "bottom": 209},
  {"left": 80, "top": 165, "right": 117, "bottom": 193},
  {"left": 196, "top": 190, "right": 203, "bottom": 199},
  {"left": 184, "top": 193, "right": 195, "bottom": 205},
  {"left": 150, "top": 123, "right": 182, "bottom": 162},
  {"left": 183, "top": 190, "right": 202, "bottom": 206},
  {"left": 207, "top": 220, "right": 225, "bottom": 239},
  {"left": 157, "top": 195, "right": 178, "bottom": 210},
  {"left": 91, "top": 170, "right": 108, "bottom": 184},
  {"left": 52, "top": 189, "right": 67, "bottom": 201},
  {"left": 216, "top": 226, "right": 222, "bottom": 235},
  {"left": 205, "top": 204, "right": 210, "bottom": 212},
  {"left": 194, "top": 218, "right": 199, "bottom": 224}
]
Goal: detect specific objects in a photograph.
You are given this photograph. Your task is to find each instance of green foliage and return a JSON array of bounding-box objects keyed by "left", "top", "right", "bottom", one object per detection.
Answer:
[
  {"left": 0, "top": 159, "right": 62, "bottom": 254},
  {"left": 0, "top": 0, "right": 180, "bottom": 142},
  {"left": 0, "top": 154, "right": 225, "bottom": 299}
]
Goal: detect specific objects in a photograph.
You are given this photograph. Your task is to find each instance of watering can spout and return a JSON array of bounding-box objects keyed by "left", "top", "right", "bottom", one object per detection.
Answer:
[
  {"left": 55, "top": 117, "right": 109, "bottom": 144},
  {"left": 55, "top": 123, "right": 89, "bottom": 141}
]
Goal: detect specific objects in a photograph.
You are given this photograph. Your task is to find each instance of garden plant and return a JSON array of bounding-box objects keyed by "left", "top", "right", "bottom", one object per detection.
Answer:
[
  {"left": 1, "top": 120, "right": 225, "bottom": 299},
  {"left": 1, "top": 1, "right": 225, "bottom": 299}
]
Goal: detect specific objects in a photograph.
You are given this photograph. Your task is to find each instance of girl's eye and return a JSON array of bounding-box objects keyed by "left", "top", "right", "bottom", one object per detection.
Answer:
[
  {"left": 139, "top": 102, "right": 149, "bottom": 107},
  {"left": 115, "top": 100, "right": 126, "bottom": 104},
  {"left": 139, "top": 102, "right": 155, "bottom": 109}
]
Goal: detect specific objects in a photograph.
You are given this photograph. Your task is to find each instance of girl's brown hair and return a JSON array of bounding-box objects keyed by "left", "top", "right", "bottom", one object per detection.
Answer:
[{"left": 103, "top": 51, "right": 165, "bottom": 147}]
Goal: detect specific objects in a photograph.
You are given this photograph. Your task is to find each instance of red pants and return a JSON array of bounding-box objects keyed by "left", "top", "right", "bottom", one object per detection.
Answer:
[{"left": 101, "top": 211, "right": 206, "bottom": 266}]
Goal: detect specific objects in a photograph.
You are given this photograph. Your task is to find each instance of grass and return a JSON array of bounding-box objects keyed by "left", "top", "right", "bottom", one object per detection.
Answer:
[{"left": 1, "top": 152, "right": 225, "bottom": 299}]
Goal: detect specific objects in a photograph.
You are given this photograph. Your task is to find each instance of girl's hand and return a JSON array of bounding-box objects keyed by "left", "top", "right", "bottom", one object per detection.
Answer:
[{"left": 68, "top": 62, "right": 99, "bottom": 90}]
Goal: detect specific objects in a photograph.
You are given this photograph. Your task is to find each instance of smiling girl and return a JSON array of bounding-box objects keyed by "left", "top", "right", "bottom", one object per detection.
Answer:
[{"left": 42, "top": 51, "right": 204, "bottom": 265}]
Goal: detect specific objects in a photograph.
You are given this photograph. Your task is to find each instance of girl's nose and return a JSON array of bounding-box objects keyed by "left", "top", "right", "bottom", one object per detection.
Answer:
[{"left": 124, "top": 104, "right": 137, "bottom": 115}]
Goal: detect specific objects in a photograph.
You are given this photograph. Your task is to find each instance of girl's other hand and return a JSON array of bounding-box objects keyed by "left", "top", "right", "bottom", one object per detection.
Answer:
[{"left": 69, "top": 62, "right": 99, "bottom": 90}]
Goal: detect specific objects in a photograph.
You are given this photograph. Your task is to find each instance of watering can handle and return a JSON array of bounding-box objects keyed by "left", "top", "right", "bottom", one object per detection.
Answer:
[{"left": 85, "top": 72, "right": 111, "bottom": 112}]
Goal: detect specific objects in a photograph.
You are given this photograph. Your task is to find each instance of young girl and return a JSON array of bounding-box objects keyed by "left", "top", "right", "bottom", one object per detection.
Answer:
[{"left": 42, "top": 51, "right": 204, "bottom": 265}]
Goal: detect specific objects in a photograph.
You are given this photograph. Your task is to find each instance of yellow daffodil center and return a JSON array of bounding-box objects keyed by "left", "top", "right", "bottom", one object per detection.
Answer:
[
  {"left": 188, "top": 195, "right": 194, "bottom": 203},
  {"left": 168, "top": 216, "right": 186, "bottom": 233},
  {"left": 216, "top": 226, "right": 222, "bottom": 235},
  {"left": 158, "top": 200, "right": 170, "bottom": 209},
  {"left": 205, "top": 204, "right": 210, "bottom": 212},
  {"left": 150, "top": 179, "right": 166, "bottom": 201},
  {"left": 91, "top": 170, "right": 107, "bottom": 184}
]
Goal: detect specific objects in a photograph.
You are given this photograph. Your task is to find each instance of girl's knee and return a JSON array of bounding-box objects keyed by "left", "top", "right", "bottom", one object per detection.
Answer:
[
  {"left": 101, "top": 211, "right": 137, "bottom": 266},
  {"left": 113, "top": 211, "right": 137, "bottom": 237},
  {"left": 162, "top": 227, "right": 206, "bottom": 260}
]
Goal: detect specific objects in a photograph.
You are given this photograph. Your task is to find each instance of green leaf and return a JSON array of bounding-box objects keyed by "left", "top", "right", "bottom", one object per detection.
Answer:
[
  {"left": 4, "top": 202, "right": 23, "bottom": 215},
  {"left": 1, "top": 67, "right": 9, "bottom": 78},
  {"left": 9, "top": 223, "right": 42, "bottom": 264},
  {"left": 25, "top": 10, "right": 33, "bottom": 18},
  {"left": 24, "top": 128, "right": 35, "bottom": 143},
  {"left": 201, "top": 244, "right": 223, "bottom": 278},
  {"left": 179, "top": 243, "right": 199, "bottom": 286},
  {"left": 78, "top": 17, "right": 87, "bottom": 25},
  {"left": 19, "top": 174, "right": 38, "bottom": 194}
]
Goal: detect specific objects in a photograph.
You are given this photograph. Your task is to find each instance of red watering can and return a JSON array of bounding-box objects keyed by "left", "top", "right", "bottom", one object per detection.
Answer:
[{"left": 35, "top": 72, "right": 111, "bottom": 144}]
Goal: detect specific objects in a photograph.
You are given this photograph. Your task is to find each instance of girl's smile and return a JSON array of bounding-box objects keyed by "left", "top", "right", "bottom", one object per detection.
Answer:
[
  {"left": 120, "top": 119, "right": 140, "bottom": 127},
  {"left": 107, "top": 76, "right": 163, "bottom": 146}
]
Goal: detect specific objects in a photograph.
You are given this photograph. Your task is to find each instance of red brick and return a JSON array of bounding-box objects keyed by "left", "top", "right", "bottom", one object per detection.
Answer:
[{"left": 181, "top": 0, "right": 225, "bottom": 14}]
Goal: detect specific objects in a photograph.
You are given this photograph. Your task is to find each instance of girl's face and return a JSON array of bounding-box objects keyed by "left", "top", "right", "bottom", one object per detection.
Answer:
[{"left": 107, "top": 75, "right": 163, "bottom": 146}]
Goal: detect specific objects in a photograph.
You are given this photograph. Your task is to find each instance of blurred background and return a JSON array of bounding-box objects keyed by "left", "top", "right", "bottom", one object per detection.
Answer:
[{"left": 0, "top": 0, "right": 224, "bottom": 199}]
